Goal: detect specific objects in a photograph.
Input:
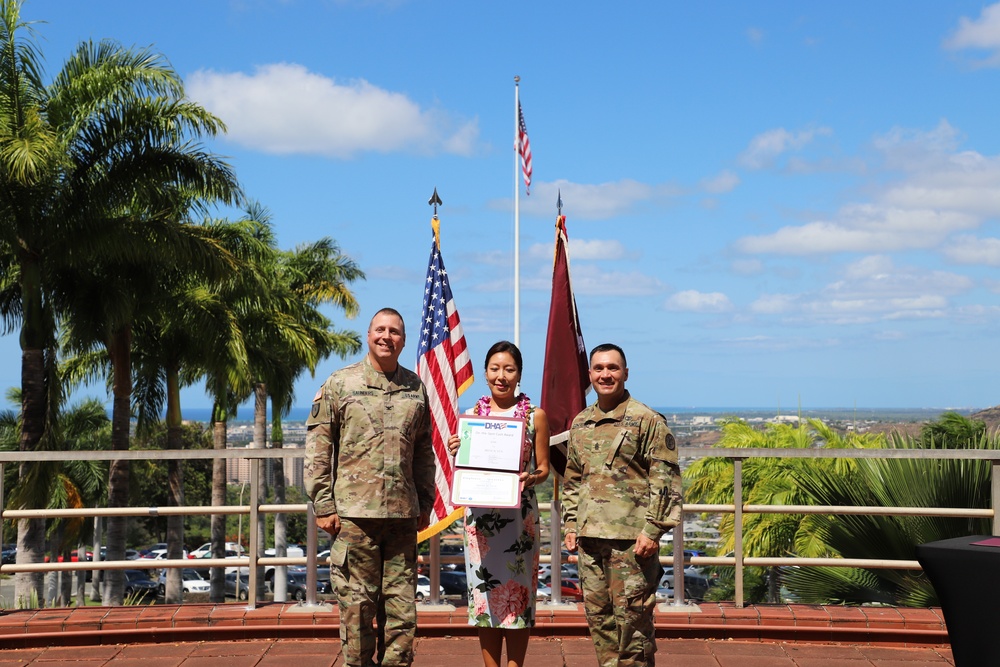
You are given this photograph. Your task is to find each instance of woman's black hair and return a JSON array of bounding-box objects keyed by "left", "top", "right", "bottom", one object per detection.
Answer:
[{"left": 484, "top": 340, "right": 522, "bottom": 374}]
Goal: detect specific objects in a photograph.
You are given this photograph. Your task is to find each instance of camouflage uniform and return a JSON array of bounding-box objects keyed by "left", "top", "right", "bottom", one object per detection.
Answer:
[
  {"left": 305, "top": 356, "right": 435, "bottom": 667},
  {"left": 561, "top": 391, "right": 683, "bottom": 667}
]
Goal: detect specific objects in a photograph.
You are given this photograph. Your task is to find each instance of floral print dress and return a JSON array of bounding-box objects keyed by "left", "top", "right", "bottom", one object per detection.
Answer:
[{"left": 464, "top": 396, "right": 540, "bottom": 628}]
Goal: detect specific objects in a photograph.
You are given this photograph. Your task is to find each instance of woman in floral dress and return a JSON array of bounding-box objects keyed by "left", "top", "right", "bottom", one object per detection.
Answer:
[{"left": 448, "top": 341, "right": 550, "bottom": 667}]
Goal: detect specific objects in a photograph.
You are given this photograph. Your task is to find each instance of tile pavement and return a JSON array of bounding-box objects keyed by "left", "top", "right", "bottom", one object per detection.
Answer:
[{"left": 0, "top": 603, "right": 954, "bottom": 666}]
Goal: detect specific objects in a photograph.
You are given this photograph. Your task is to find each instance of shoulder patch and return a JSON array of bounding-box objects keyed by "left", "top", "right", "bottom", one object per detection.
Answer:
[
  {"left": 666, "top": 433, "right": 676, "bottom": 451},
  {"left": 311, "top": 402, "right": 321, "bottom": 418}
]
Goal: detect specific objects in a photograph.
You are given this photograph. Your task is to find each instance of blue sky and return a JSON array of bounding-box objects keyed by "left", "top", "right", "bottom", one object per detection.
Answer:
[{"left": 4, "top": 0, "right": 1000, "bottom": 412}]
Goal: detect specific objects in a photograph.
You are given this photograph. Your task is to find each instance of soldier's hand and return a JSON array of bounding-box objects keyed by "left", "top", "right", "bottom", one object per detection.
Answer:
[
  {"left": 317, "top": 513, "right": 341, "bottom": 537},
  {"left": 634, "top": 534, "right": 658, "bottom": 559},
  {"left": 446, "top": 434, "right": 461, "bottom": 456},
  {"left": 418, "top": 510, "right": 431, "bottom": 531},
  {"left": 564, "top": 531, "right": 577, "bottom": 552}
]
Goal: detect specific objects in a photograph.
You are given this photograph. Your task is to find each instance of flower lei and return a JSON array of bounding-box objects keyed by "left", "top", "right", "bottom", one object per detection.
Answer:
[{"left": 475, "top": 392, "right": 530, "bottom": 419}]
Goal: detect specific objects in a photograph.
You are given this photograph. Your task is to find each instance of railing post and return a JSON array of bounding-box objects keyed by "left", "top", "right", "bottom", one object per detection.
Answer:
[
  {"left": 734, "top": 457, "right": 744, "bottom": 609},
  {"left": 551, "top": 487, "right": 564, "bottom": 605},
  {"left": 304, "top": 501, "right": 318, "bottom": 606},
  {"left": 247, "top": 457, "right": 260, "bottom": 609},
  {"left": 992, "top": 460, "right": 1000, "bottom": 536},
  {"left": 428, "top": 533, "right": 442, "bottom": 604},
  {"left": 671, "top": 522, "right": 685, "bottom": 605}
]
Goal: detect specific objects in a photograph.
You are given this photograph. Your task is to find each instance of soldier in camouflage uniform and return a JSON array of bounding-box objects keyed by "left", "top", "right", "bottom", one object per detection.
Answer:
[
  {"left": 561, "top": 343, "right": 683, "bottom": 667},
  {"left": 305, "top": 308, "right": 436, "bottom": 667}
]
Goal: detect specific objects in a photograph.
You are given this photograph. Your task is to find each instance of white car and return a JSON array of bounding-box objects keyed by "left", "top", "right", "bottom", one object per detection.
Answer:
[
  {"left": 415, "top": 575, "right": 445, "bottom": 601},
  {"left": 158, "top": 568, "right": 211, "bottom": 596},
  {"left": 188, "top": 542, "right": 244, "bottom": 559}
]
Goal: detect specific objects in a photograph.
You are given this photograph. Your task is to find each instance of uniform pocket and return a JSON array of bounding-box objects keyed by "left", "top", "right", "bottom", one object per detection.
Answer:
[{"left": 329, "top": 538, "right": 348, "bottom": 568}]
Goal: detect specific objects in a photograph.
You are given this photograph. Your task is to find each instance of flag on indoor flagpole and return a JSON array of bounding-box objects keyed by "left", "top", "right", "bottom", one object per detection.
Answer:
[
  {"left": 416, "top": 216, "right": 475, "bottom": 541},
  {"left": 540, "top": 214, "right": 589, "bottom": 477},
  {"left": 517, "top": 101, "right": 532, "bottom": 194}
]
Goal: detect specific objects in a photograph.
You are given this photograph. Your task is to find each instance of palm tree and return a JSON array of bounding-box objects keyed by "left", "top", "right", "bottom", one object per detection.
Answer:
[
  {"left": 920, "top": 411, "right": 986, "bottom": 449},
  {"left": 0, "top": 390, "right": 110, "bottom": 607},
  {"left": 683, "top": 418, "right": 881, "bottom": 602},
  {"left": 785, "top": 423, "right": 998, "bottom": 606},
  {"left": 0, "top": 0, "right": 240, "bottom": 605},
  {"left": 259, "top": 238, "right": 362, "bottom": 598}
]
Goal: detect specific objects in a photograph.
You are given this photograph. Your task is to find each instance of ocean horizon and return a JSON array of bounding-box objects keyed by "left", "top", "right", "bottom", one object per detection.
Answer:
[{"left": 171, "top": 405, "right": 981, "bottom": 424}]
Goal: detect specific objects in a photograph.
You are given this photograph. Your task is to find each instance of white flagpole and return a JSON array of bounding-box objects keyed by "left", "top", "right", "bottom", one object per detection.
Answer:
[{"left": 513, "top": 76, "right": 521, "bottom": 347}]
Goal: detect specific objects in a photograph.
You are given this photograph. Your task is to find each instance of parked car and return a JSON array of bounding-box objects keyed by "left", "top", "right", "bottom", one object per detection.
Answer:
[
  {"left": 138, "top": 543, "right": 167, "bottom": 557},
  {"left": 122, "top": 569, "right": 158, "bottom": 600},
  {"left": 188, "top": 541, "right": 244, "bottom": 559},
  {"left": 158, "top": 568, "right": 211, "bottom": 597},
  {"left": 438, "top": 570, "right": 468, "bottom": 597},
  {"left": 655, "top": 585, "right": 675, "bottom": 603},
  {"left": 660, "top": 570, "right": 711, "bottom": 601},
  {"left": 224, "top": 571, "right": 250, "bottom": 601},
  {"left": 438, "top": 543, "right": 465, "bottom": 571},
  {"left": 286, "top": 570, "right": 333, "bottom": 601},
  {"left": 1, "top": 545, "right": 15, "bottom": 564},
  {"left": 541, "top": 575, "right": 583, "bottom": 601},
  {"left": 415, "top": 575, "right": 445, "bottom": 601},
  {"left": 535, "top": 583, "right": 552, "bottom": 602},
  {"left": 190, "top": 549, "right": 244, "bottom": 579}
]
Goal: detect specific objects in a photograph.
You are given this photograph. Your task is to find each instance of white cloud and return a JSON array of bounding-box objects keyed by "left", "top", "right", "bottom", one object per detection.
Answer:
[
  {"left": 187, "top": 63, "right": 479, "bottom": 158},
  {"left": 943, "top": 235, "right": 1000, "bottom": 266},
  {"left": 498, "top": 178, "right": 681, "bottom": 220},
  {"left": 749, "top": 256, "right": 972, "bottom": 324},
  {"left": 736, "top": 120, "right": 1000, "bottom": 256},
  {"left": 723, "top": 335, "right": 841, "bottom": 351},
  {"left": 474, "top": 262, "right": 666, "bottom": 297},
  {"left": 738, "top": 126, "right": 832, "bottom": 170},
  {"left": 873, "top": 120, "right": 961, "bottom": 170},
  {"left": 665, "top": 290, "right": 733, "bottom": 313},
  {"left": 944, "top": 3, "right": 1000, "bottom": 66},
  {"left": 527, "top": 238, "right": 629, "bottom": 261},
  {"left": 731, "top": 258, "right": 763, "bottom": 275},
  {"left": 747, "top": 27, "right": 764, "bottom": 45},
  {"left": 736, "top": 205, "right": 977, "bottom": 255},
  {"left": 750, "top": 293, "right": 798, "bottom": 315},
  {"left": 700, "top": 169, "right": 740, "bottom": 194}
]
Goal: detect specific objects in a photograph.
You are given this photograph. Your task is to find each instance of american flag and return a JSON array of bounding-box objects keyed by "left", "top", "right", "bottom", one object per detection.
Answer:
[
  {"left": 416, "top": 221, "right": 474, "bottom": 534},
  {"left": 517, "top": 101, "right": 532, "bottom": 194}
]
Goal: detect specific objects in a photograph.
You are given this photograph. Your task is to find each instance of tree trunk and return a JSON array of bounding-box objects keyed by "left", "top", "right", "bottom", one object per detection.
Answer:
[
  {"left": 90, "top": 517, "right": 103, "bottom": 602},
  {"left": 210, "top": 404, "right": 228, "bottom": 603},
  {"left": 14, "top": 518, "right": 44, "bottom": 609},
  {"left": 271, "top": 398, "right": 287, "bottom": 602},
  {"left": 253, "top": 383, "right": 267, "bottom": 598},
  {"left": 15, "top": 305, "right": 47, "bottom": 607},
  {"left": 164, "top": 365, "right": 185, "bottom": 604},
  {"left": 105, "top": 327, "right": 133, "bottom": 605},
  {"left": 767, "top": 566, "right": 781, "bottom": 603}
]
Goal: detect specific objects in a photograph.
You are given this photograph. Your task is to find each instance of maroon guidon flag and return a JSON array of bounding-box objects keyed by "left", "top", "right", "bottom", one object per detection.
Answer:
[
  {"left": 416, "top": 217, "right": 474, "bottom": 539},
  {"left": 540, "top": 215, "right": 589, "bottom": 477}
]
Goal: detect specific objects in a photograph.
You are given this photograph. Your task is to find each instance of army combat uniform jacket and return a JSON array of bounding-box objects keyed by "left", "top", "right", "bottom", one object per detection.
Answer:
[
  {"left": 562, "top": 392, "right": 683, "bottom": 542},
  {"left": 305, "top": 356, "right": 436, "bottom": 520}
]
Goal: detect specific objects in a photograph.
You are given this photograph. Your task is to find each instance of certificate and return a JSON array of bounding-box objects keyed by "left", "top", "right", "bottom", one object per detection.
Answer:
[
  {"left": 451, "top": 414, "right": 526, "bottom": 508},
  {"left": 455, "top": 414, "right": 525, "bottom": 473},
  {"left": 451, "top": 469, "right": 522, "bottom": 508}
]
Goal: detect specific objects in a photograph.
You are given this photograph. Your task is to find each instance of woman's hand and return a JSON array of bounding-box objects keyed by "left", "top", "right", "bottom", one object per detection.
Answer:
[
  {"left": 519, "top": 469, "right": 542, "bottom": 488},
  {"left": 447, "top": 434, "right": 461, "bottom": 456}
]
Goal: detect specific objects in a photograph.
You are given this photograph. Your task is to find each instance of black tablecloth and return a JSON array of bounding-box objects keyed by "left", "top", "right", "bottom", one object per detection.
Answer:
[{"left": 916, "top": 535, "right": 1000, "bottom": 666}]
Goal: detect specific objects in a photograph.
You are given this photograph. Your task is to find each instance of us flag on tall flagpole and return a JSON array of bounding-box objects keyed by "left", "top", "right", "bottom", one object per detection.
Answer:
[
  {"left": 517, "top": 101, "right": 532, "bottom": 194},
  {"left": 416, "top": 216, "right": 474, "bottom": 538}
]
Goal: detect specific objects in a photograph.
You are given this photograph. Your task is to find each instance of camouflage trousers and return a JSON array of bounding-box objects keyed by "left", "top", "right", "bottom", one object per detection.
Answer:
[
  {"left": 577, "top": 537, "right": 663, "bottom": 667},
  {"left": 330, "top": 517, "right": 419, "bottom": 667}
]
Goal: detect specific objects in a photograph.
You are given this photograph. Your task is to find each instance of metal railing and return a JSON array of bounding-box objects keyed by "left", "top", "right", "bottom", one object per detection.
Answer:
[{"left": 0, "top": 446, "right": 997, "bottom": 609}]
